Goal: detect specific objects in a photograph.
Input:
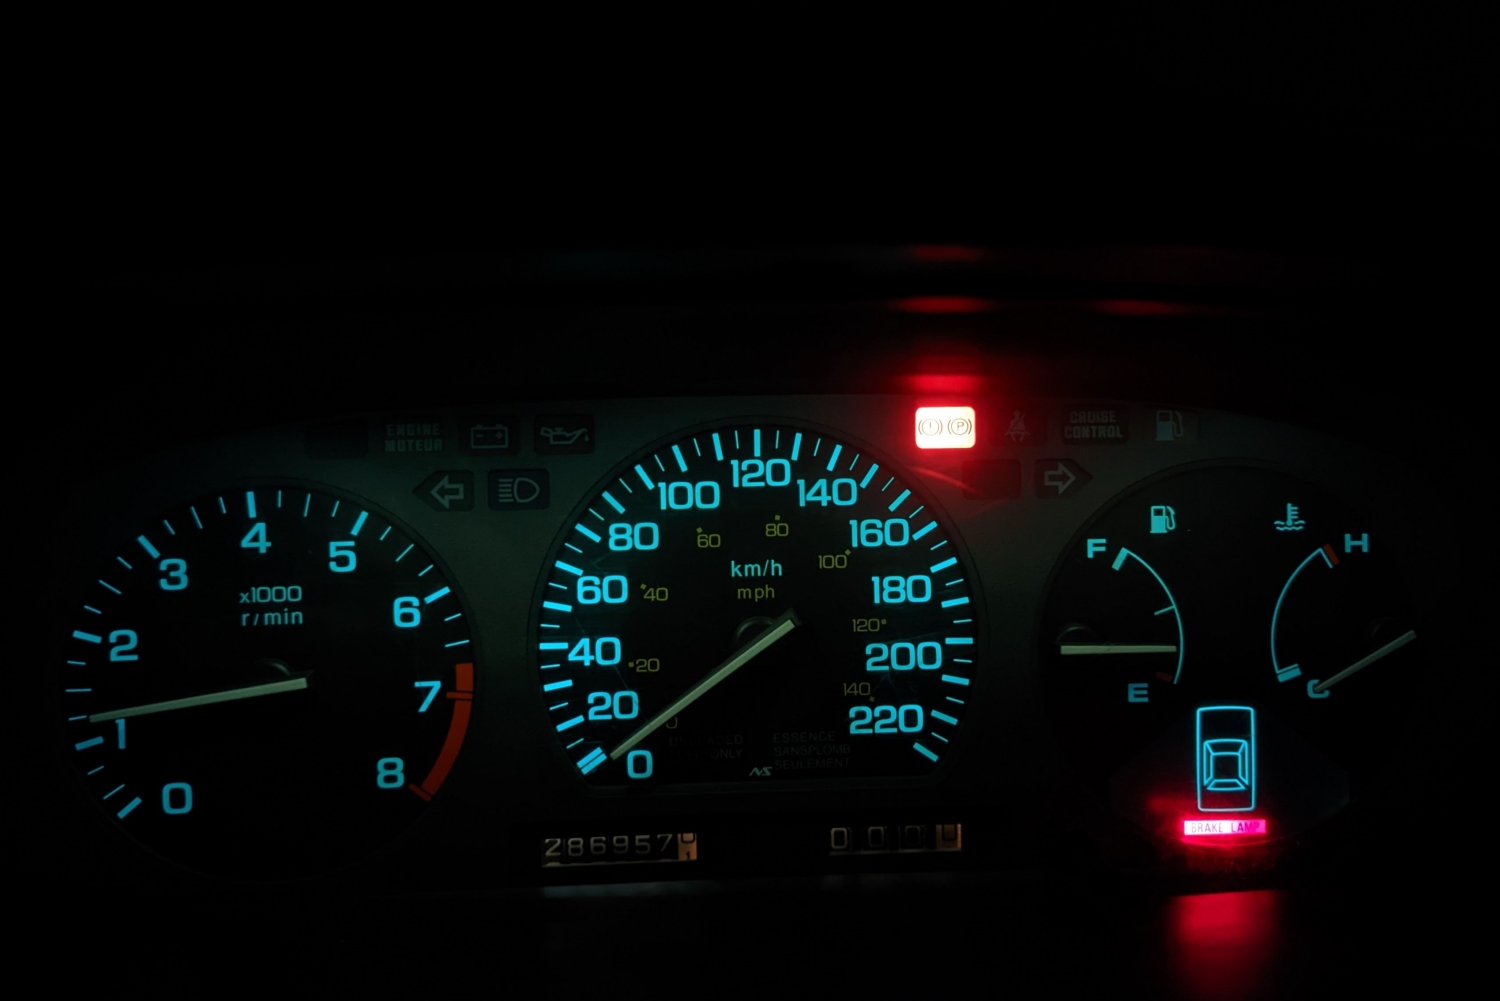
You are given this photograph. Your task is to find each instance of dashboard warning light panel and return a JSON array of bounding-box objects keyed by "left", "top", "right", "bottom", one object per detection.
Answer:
[
  {"left": 915, "top": 407, "right": 976, "bottom": 449},
  {"left": 1183, "top": 818, "right": 1268, "bottom": 836}
]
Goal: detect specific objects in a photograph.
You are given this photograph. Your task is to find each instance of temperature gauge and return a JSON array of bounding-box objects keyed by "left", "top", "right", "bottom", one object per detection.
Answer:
[{"left": 1040, "top": 465, "right": 1415, "bottom": 845}]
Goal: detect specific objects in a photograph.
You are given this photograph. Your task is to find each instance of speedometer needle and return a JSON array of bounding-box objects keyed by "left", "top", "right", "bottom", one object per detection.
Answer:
[
  {"left": 607, "top": 608, "right": 800, "bottom": 760},
  {"left": 87, "top": 676, "right": 309, "bottom": 723}
]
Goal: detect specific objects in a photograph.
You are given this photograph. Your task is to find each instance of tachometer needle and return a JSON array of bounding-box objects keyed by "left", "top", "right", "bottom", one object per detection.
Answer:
[
  {"left": 88, "top": 677, "right": 309, "bottom": 723},
  {"left": 608, "top": 608, "right": 800, "bottom": 760},
  {"left": 1312, "top": 630, "right": 1416, "bottom": 694},
  {"left": 1059, "top": 643, "right": 1178, "bottom": 655}
]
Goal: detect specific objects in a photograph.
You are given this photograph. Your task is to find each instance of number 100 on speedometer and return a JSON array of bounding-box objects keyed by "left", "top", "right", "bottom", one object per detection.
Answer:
[{"left": 532, "top": 422, "right": 983, "bottom": 785}]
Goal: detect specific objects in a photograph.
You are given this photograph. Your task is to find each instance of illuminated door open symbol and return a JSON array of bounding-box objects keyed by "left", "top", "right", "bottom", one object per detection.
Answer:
[{"left": 1196, "top": 706, "right": 1255, "bottom": 812}]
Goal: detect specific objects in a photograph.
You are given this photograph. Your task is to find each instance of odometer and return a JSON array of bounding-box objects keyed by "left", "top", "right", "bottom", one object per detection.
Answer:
[{"left": 533, "top": 422, "right": 981, "bottom": 785}]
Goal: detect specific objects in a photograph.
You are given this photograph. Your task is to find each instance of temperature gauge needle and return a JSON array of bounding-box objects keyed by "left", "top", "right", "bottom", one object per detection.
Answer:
[
  {"left": 1059, "top": 643, "right": 1178, "bottom": 655},
  {"left": 608, "top": 608, "right": 800, "bottom": 760},
  {"left": 88, "top": 677, "right": 309, "bottom": 723},
  {"left": 1312, "top": 630, "right": 1416, "bottom": 694}
]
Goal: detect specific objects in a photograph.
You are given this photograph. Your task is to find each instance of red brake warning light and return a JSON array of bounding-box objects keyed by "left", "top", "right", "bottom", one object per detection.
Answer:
[
  {"left": 915, "top": 407, "right": 976, "bottom": 449},
  {"left": 1183, "top": 818, "right": 1268, "bottom": 836}
]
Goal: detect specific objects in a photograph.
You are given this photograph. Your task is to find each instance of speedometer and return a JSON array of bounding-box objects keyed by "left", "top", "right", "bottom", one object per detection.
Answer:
[{"left": 533, "top": 421, "right": 982, "bottom": 785}]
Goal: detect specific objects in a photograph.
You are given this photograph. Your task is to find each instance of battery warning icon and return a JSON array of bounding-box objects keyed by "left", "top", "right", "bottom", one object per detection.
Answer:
[{"left": 1196, "top": 706, "right": 1256, "bottom": 812}]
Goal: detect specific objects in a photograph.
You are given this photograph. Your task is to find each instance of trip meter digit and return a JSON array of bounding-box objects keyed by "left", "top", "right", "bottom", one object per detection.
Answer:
[
  {"left": 61, "top": 485, "right": 475, "bottom": 878},
  {"left": 533, "top": 422, "right": 981, "bottom": 785}
]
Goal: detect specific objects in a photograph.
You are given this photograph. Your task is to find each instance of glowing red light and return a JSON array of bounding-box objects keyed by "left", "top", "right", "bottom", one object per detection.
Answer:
[
  {"left": 1167, "top": 891, "right": 1281, "bottom": 997},
  {"left": 889, "top": 296, "right": 996, "bottom": 314},
  {"left": 1183, "top": 818, "right": 1268, "bottom": 836},
  {"left": 915, "top": 407, "right": 976, "bottom": 449}
]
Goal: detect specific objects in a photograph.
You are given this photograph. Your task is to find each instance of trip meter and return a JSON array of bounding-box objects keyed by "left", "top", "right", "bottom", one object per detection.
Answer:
[{"left": 532, "top": 421, "right": 982, "bottom": 785}]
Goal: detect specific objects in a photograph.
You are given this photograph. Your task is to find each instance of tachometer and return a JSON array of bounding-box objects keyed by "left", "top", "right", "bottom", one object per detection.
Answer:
[
  {"left": 533, "top": 422, "right": 981, "bottom": 785},
  {"left": 62, "top": 485, "right": 475, "bottom": 878}
]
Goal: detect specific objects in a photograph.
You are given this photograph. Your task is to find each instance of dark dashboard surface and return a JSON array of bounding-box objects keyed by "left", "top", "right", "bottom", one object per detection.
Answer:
[{"left": 28, "top": 245, "right": 1480, "bottom": 991}]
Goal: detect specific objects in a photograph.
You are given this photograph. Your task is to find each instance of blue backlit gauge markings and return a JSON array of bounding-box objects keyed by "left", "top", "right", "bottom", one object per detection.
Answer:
[
  {"left": 532, "top": 423, "right": 983, "bottom": 785},
  {"left": 1040, "top": 466, "right": 1416, "bottom": 844},
  {"left": 61, "top": 485, "right": 476, "bottom": 878}
]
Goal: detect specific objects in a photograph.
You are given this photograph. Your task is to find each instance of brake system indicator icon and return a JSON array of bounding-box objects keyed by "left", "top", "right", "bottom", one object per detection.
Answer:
[{"left": 1196, "top": 706, "right": 1255, "bottom": 812}]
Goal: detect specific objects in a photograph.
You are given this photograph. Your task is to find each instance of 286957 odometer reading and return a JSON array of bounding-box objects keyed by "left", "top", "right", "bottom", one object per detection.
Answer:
[{"left": 534, "top": 422, "right": 981, "bottom": 785}]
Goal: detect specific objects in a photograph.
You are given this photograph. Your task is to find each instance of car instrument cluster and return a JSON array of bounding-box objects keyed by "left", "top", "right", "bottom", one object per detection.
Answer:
[{"left": 48, "top": 395, "right": 1446, "bottom": 886}]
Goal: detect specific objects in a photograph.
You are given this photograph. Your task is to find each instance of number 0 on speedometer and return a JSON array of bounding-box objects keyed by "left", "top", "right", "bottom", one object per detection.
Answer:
[{"left": 533, "top": 422, "right": 982, "bottom": 785}]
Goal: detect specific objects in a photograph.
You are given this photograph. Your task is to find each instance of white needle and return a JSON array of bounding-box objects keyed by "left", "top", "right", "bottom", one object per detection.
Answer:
[
  {"left": 1312, "top": 630, "right": 1416, "bottom": 694},
  {"left": 87, "top": 677, "right": 309, "bottom": 722},
  {"left": 608, "top": 608, "right": 800, "bottom": 760},
  {"left": 1059, "top": 644, "right": 1179, "bottom": 655}
]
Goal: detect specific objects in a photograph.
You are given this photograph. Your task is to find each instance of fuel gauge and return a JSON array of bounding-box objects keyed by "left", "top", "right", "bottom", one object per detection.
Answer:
[{"left": 1040, "top": 465, "right": 1416, "bottom": 846}]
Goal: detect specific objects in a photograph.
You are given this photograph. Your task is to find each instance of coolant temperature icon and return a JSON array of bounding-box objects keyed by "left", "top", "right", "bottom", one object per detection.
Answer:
[{"left": 1196, "top": 706, "right": 1256, "bottom": 811}]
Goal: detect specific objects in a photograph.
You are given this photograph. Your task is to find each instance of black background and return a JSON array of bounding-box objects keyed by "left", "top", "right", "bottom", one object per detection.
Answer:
[{"left": 27, "top": 16, "right": 1486, "bottom": 992}]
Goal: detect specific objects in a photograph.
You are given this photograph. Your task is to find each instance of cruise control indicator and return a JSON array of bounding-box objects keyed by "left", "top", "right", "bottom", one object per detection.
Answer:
[{"left": 532, "top": 421, "right": 983, "bottom": 786}]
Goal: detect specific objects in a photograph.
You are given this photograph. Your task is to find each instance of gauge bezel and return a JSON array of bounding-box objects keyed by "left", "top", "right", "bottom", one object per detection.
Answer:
[
  {"left": 1032, "top": 456, "right": 1425, "bottom": 852},
  {"left": 527, "top": 416, "right": 991, "bottom": 798},
  {"left": 55, "top": 476, "right": 484, "bottom": 884}
]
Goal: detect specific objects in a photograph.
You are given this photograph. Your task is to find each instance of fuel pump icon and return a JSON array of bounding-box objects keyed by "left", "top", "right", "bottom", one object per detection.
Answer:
[
  {"left": 1155, "top": 409, "right": 1184, "bottom": 441},
  {"left": 1149, "top": 505, "right": 1176, "bottom": 534}
]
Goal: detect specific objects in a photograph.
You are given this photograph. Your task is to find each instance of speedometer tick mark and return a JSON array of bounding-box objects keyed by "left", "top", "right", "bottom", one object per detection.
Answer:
[
  {"left": 116, "top": 556, "right": 132, "bottom": 570},
  {"left": 672, "top": 445, "right": 688, "bottom": 472},
  {"left": 379, "top": 526, "right": 392, "bottom": 541},
  {"left": 395, "top": 544, "right": 414, "bottom": 562},
  {"left": 217, "top": 496, "right": 227, "bottom": 515},
  {"left": 98, "top": 580, "right": 120, "bottom": 595}
]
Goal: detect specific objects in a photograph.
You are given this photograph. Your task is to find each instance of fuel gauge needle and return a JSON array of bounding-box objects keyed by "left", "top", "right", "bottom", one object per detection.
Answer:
[
  {"left": 1312, "top": 630, "right": 1416, "bottom": 694},
  {"left": 88, "top": 676, "right": 309, "bottom": 722},
  {"left": 608, "top": 608, "right": 800, "bottom": 760}
]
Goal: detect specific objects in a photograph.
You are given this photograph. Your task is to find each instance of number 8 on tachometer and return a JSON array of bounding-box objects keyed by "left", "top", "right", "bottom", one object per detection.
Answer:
[{"left": 532, "top": 421, "right": 983, "bottom": 785}]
